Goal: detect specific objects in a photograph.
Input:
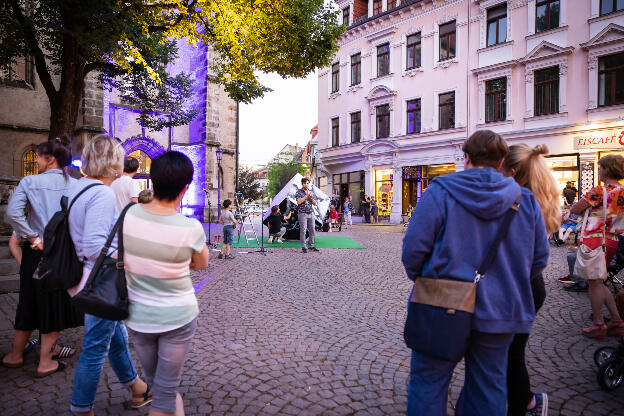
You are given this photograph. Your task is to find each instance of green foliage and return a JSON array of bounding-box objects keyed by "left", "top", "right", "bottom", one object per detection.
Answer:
[
  {"left": 237, "top": 166, "right": 262, "bottom": 203},
  {"left": 267, "top": 160, "right": 307, "bottom": 199}
]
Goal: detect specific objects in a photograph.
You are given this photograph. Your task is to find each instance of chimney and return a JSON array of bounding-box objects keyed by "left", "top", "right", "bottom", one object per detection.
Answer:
[{"left": 295, "top": 143, "right": 299, "bottom": 152}]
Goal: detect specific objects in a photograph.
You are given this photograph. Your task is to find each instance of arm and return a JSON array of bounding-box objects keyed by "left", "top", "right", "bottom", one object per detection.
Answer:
[
  {"left": 284, "top": 211, "right": 292, "bottom": 220},
  {"left": 531, "top": 197, "right": 550, "bottom": 278},
  {"left": 190, "top": 245, "right": 210, "bottom": 270},
  {"left": 296, "top": 192, "right": 307, "bottom": 205},
  {"left": 570, "top": 199, "right": 590, "bottom": 215},
  {"left": 401, "top": 186, "right": 444, "bottom": 281},
  {"left": 6, "top": 180, "right": 38, "bottom": 240},
  {"left": 9, "top": 232, "right": 22, "bottom": 264},
  {"left": 81, "top": 191, "right": 118, "bottom": 263}
]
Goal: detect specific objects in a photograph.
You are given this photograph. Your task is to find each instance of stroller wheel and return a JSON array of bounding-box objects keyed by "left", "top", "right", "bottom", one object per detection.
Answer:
[
  {"left": 597, "top": 358, "right": 624, "bottom": 391},
  {"left": 594, "top": 346, "right": 617, "bottom": 367}
]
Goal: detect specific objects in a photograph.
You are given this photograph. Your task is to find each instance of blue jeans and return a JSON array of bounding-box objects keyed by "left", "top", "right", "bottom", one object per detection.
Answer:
[
  {"left": 407, "top": 331, "right": 513, "bottom": 416},
  {"left": 567, "top": 251, "right": 586, "bottom": 285},
  {"left": 223, "top": 224, "right": 235, "bottom": 245},
  {"left": 70, "top": 314, "right": 138, "bottom": 412}
]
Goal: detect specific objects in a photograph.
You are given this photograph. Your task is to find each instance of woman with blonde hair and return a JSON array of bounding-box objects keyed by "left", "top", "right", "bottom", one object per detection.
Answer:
[
  {"left": 67, "top": 135, "right": 150, "bottom": 415},
  {"left": 501, "top": 143, "right": 560, "bottom": 416}
]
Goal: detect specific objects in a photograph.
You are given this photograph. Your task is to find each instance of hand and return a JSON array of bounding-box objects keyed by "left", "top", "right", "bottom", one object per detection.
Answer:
[{"left": 28, "top": 236, "right": 43, "bottom": 251}]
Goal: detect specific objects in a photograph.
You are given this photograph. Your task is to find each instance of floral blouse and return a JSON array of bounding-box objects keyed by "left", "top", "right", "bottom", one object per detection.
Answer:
[{"left": 582, "top": 184, "right": 624, "bottom": 241}]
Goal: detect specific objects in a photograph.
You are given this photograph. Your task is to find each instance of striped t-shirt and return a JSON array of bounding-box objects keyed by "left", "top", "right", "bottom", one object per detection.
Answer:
[{"left": 123, "top": 204, "right": 206, "bottom": 333}]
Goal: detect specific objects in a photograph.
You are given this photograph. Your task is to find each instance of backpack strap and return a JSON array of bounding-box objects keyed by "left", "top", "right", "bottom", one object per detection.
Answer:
[
  {"left": 474, "top": 191, "right": 522, "bottom": 282},
  {"left": 66, "top": 183, "right": 104, "bottom": 215}
]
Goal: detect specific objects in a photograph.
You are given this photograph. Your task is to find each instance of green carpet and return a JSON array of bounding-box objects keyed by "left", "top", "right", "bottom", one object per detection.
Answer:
[{"left": 230, "top": 235, "right": 365, "bottom": 249}]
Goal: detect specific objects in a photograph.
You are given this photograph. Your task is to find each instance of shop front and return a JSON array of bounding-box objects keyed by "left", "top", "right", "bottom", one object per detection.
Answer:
[
  {"left": 545, "top": 154, "right": 579, "bottom": 205},
  {"left": 401, "top": 164, "right": 456, "bottom": 213},
  {"left": 332, "top": 171, "right": 365, "bottom": 214},
  {"left": 375, "top": 168, "right": 394, "bottom": 216}
]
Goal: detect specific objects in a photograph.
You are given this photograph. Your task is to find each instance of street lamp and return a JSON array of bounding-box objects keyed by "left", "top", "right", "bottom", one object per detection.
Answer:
[{"left": 216, "top": 147, "right": 222, "bottom": 219}]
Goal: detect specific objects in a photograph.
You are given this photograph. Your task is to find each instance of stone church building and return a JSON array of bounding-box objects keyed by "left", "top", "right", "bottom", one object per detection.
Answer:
[{"left": 0, "top": 40, "right": 238, "bottom": 225}]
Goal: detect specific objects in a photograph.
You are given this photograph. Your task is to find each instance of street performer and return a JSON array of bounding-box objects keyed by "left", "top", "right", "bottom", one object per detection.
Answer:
[{"left": 295, "top": 177, "right": 319, "bottom": 253}]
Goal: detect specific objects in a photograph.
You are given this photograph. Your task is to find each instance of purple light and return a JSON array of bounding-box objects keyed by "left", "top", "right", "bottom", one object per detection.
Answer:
[{"left": 172, "top": 143, "right": 206, "bottom": 221}]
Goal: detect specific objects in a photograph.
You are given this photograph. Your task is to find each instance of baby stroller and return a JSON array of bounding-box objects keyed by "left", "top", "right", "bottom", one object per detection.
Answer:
[
  {"left": 606, "top": 234, "right": 624, "bottom": 294},
  {"left": 594, "top": 336, "right": 624, "bottom": 391}
]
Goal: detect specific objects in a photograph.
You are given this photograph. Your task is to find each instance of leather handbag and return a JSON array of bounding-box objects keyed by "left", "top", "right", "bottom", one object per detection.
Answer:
[
  {"left": 574, "top": 187, "right": 608, "bottom": 281},
  {"left": 403, "top": 192, "right": 521, "bottom": 362},
  {"left": 72, "top": 203, "right": 135, "bottom": 321}
]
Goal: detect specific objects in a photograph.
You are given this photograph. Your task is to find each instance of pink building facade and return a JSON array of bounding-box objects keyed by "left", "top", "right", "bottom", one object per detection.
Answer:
[{"left": 317, "top": 0, "right": 624, "bottom": 223}]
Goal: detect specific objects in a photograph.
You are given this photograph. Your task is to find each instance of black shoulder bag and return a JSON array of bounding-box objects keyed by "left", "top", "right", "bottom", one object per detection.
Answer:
[
  {"left": 403, "top": 192, "right": 521, "bottom": 362},
  {"left": 71, "top": 202, "right": 135, "bottom": 321}
]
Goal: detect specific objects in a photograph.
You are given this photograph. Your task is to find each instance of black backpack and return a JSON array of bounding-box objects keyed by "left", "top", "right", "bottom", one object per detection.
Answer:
[{"left": 36, "top": 183, "right": 103, "bottom": 291}]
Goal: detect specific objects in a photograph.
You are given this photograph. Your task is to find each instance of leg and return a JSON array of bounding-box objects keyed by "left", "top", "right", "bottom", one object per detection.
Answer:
[
  {"left": 506, "top": 333, "right": 533, "bottom": 416},
  {"left": 71, "top": 315, "right": 122, "bottom": 414},
  {"left": 299, "top": 213, "right": 308, "bottom": 248},
  {"left": 558, "top": 228, "right": 565, "bottom": 241},
  {"left": 603, "top": 284, "right": 623, "bottom": 321},
  {"left": 407, "top": 350, "right": 455, "bottom": 416},
  {"left": 130, "top": 330, "right": 159, "bottom": 394},
  {"left": 150, "top": 319, "right": 197, "bottom": 415},
  {"left": 588, "top": 280, "right": 607, "bottom": 325},
  {"left": 107, "top": 321, "right": 139, "bottom": 387},
  {"left": 1, "top": 329, "right": 32, "bottom": 366},
  {"left": 37, "top": 331, "right": 60, "bottom": 374},
  {"left": 455, "top": 332, "right": 513, "bottom": 416},
  {"left": 307, "top": 215, "right": 315, "bottom": 248}
]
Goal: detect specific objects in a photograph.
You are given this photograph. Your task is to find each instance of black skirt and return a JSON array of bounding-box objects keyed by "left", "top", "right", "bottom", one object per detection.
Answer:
[{"left": 14, "top": 244, "right": 84, "bottom": 333}]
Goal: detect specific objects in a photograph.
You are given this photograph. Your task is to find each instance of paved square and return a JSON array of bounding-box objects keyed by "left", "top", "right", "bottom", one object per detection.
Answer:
[{"left": 1, "top": 227, "right": 623, "bottom": 415}]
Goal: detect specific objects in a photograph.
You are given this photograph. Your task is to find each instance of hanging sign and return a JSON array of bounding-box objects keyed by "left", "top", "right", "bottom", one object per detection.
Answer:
[{"left": 574, "top": 128, "right": 624, "bottom": 150}]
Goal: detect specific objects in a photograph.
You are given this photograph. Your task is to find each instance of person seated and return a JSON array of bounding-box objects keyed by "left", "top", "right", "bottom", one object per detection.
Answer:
[
  {"left": 263, "top": 205, "right": 292, "bottom": 243},
  {"left": 558, "top": 209, "right": 580, "bottom": 244},
  {"left": 328, "top": 205, "right": 339, "bottom": 232}
]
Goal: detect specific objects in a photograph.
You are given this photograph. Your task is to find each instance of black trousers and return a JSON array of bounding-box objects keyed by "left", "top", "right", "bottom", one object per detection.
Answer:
[
  {"left": 363, "top": 206, "right": 370, "bottom": 223},
  {"left": 506, "top": 274, "right": 546, "bottom": 415}
]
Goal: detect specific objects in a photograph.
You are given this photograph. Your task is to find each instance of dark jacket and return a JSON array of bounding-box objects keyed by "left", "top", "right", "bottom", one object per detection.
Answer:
[{"left": 402, "top": 168, "right": 549, "bottom": 334}]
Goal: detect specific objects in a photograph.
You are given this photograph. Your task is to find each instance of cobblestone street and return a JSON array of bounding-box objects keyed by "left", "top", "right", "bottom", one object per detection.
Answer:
[{"left": 1, "top": 226, "right": 623, "bottom": 415}]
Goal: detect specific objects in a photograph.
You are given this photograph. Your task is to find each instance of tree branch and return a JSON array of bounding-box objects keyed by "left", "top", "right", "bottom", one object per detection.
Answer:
[{"left": 8, "top": 0, "right": 57, "bottom": 103}]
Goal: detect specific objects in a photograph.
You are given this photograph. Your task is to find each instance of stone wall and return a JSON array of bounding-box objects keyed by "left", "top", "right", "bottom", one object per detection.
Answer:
[{"left": 0, "top": 176, "right": 19, "bottom": 236}]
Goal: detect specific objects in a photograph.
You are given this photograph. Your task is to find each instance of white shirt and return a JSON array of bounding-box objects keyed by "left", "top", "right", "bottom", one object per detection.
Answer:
[{"left": 110, "top": 175, "right": 140, "bottom": 213}]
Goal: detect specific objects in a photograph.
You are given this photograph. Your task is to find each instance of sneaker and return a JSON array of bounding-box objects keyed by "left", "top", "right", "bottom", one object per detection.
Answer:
[
  {"left": 526, "top": 392, "right": 548, "bottom": 416},
  {"left": 309, "top": 247, "right": 320, "bottom": 252},
  {"left": 564, "top": 283, "right": 587, "bottom": 292},
  {"left": 302, "top": 248, "right": 307, "bottom": 253},
  {"left": 277, "top": 239, "right": 284, "bottom": 243},
  {"left": 217, "top": 253, "right": 223, "bottom": 259},
  {"left": 267, "top": 236, "right": 274, "bottom": 244},
  {"left": 557, "top": 275, "right": 574, "bottom": 284},
  {"left": 225, "top": 254, "right": 235, "bottom": 260}
]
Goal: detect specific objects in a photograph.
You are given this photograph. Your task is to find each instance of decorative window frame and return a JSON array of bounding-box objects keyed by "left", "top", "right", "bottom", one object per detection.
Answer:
[
  {"left": 580, "top": 23, "right": 624, "bottom": 110},
  {"left": 434, "top": 15, "right": 460, "bottom": 68},
  {"left": 519, "top": 42, "right": 573, "bottom": 118},
  {"left": 348, "top": 108, "right": 364, "bottom": 143},
  {"left": 329, "top": 114, "right": 342, "bottom": 148},
  {"left": 475, "top": 66, "right": 514, "bottom": 125},
  {"left": 366, "top": 26, "right": 397, "bottom": 79},
  {"left": 401, "top": 26, "right": 424, "bottom": 77},
  {"left": 433, "top": 87, "right": 457, "bottom": 131},
  {"left": 403, "top": 95, "right": 423, "bottom": 135},
  {"left": 527, "top": 0, "right": 567, "bottom": 35},
  {"left": 348, "top": 48, "right": 363, "bottom": 88},
  {"left": 328, "top": 59, "right": 344, "bottom": 99},
  {"left": 366, "top": 85, "right": 397, "bottom": 139},
  {"left": 478, "top": 0, "right": 512, "bottom": 49}
]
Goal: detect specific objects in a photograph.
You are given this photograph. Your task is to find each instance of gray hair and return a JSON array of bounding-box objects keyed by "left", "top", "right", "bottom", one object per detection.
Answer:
[{"left": 81, "top": 134, "right": 124, "bottom": 178}]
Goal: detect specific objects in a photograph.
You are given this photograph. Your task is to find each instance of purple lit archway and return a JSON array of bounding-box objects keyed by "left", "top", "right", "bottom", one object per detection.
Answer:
[{"left": 121, "top": 136, "right": 166, "bottom": 159}]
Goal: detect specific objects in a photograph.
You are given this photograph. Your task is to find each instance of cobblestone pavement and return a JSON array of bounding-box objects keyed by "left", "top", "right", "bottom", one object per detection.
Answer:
[{"left": 1, "top": 227, "right": 623, "bottom": 415}]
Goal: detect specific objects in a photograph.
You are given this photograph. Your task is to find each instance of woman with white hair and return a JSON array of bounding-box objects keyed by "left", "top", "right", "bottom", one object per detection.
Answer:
[{"left": 67, "top": 135, "right": 149, "bottom": 415}]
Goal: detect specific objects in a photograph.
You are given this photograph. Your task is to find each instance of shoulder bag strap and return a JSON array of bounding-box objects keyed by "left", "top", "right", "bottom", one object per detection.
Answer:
[
  {"left": 115, "top": 202, "right": 135, "bottom": 302},
  {"left": 474, "top": 191, "right": 522, "bottom": 282},
  {"left": 601, "top": 186, "right": 607, "bottom": 249},
  {"left": 84, "top": 202, "right": 136, "bottom": 290},
  {"left": 579, "top": 206, "right": 591, "bottom": 244},
  {"left": 67, "top": 183, "right": 104, "bottom": 215}
]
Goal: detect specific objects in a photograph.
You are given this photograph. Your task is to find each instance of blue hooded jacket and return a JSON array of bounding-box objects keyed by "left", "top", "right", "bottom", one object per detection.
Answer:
[{"left": 402, "top": 167, "right": 549, "bottom": 334}]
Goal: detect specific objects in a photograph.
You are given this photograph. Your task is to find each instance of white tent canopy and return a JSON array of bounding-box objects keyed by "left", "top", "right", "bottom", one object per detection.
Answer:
[{"left": 263, "top": 173, "right": 330, "bottom": 223}]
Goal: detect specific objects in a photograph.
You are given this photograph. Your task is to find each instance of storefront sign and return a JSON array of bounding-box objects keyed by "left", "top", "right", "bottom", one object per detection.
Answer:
[{"left": 574, "top": 128, "right": 624, "bottom": 150}]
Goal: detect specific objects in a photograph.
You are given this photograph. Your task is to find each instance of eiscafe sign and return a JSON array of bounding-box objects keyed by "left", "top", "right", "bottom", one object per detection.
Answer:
[{"left": 574, "top": 129, "right": 624, "bottom": 150}]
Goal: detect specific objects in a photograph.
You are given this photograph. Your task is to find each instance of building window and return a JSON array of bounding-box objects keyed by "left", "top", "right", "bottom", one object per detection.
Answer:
[
  {"left": 351, "top": 112, "right": 361, "bottom": 143},
  {"left": 406, "top": 99, "right": 421, "bottom": 134},
  {"left": 599, "top": 53, "right": 624, "bottom": 107},
  {"left": 485, "top": 78, "right": 507, "bottom": 123},
  {"left": 439, "top": 21, "right": 456, "bottom": 61},
  {"left": 534, "top": 66, "right": 559, "bottom": 116},
  {"left": 376, "top": 104, "right": 390, "bottom": 139},
  {"left": 351, "top": 53, "right": 361, "bottom": 85},
  {"left": 343, "top": 7, "right": 349, "bottom": 26},
  {"left": 439, "top": 92, "right": 455, "bottom": 130},
  {"left": 22, "top": 150, "right": 38, "bottom": 177},
  {"left": 600, "top": 0, "right": 624, "bottom": 15},
  {"left": 406, "top": 33, "right": 421, "bottom": 70},
  {"left": 1, "top": 56, "right": 35, "bottom": 88},
  {"left": 536, "top": 0, "right": 560, "bottom": 32},
  {"left": 487, "top": 4, "right": 507, "bottom": 46},
  {"left": 377, "top": 43, "right": 390, "bottom": 77},
  {"left": 373, "top": 0, "right": 382, "bottom": 15},
  {"left": 388, "top": 0, "right": 397, "bottom": 9},
  {"left": 331, "top": 117, "right": 340, "bottom": 147},
  {"left": 331, "top": 63, "right": 339, "bottom": 93}
]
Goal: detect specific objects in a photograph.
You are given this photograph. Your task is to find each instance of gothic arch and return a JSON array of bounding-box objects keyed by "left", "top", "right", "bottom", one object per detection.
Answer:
[{"left": 121, "top": 136, "right": 166, "bottom": 159}]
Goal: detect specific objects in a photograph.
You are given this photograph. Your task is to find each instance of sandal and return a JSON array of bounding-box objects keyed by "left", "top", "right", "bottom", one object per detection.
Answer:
[
  {"left": 23, "top": 338, "right": 39, "bottom": 356},
  {"left": 607, "top": 320, "right": 624, "bottom": 337},
  {"left": 582, "top": 323, "right": 607, "bottom": 340},
  {"left": 51, "top": 343, "right": 76, "bottom": 360},
  {"left": 1, "top": 353, "right": 23, "bottom": 368},
  {"left": 35, "top": 360, "right": 67, "bottom": 378},
  {"left": 131, "top": 387, "right": 153, "bottom": 409}
]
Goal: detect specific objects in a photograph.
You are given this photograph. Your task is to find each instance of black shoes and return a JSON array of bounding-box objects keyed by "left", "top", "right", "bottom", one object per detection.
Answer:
[
  {"left": 309, "top": 247, "right": 320, "bottom": 252},
  {"left": 302, "top": 247, "right": 319, "bottom": 253},
  {"left": 564, "top": 283, "right": 588, "bottom": 292},
  {"left": 302, "top": 248, "right": 307, "bottom": 253}
]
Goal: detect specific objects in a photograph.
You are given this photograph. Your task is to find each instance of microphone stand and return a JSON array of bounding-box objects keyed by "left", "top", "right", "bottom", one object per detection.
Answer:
[
  {"left": 204, "top": 189, "right": 214, "bottom": 247},
  {"left": 254, "top": 190, "right": 268, "bottom": 255}
]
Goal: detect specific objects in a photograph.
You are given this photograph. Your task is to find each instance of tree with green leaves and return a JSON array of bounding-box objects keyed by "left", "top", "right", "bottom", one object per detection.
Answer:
[
  {"left": 267, "top": 159, "right": 307, "bottom": 199},
  {"left": 0, "top": 0, "right": 344, "bottom": 140},
  {"left": 237, "top": 166, "right": 262, "bottom": 203}
]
